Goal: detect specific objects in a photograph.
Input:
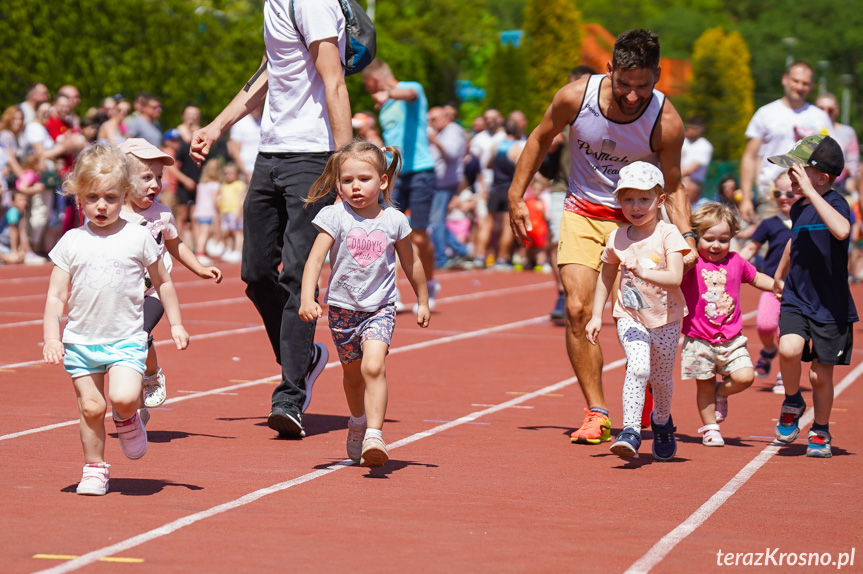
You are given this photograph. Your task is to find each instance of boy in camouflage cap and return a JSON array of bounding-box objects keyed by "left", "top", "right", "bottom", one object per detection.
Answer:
[{"left": 768, "top": 134, "right": 857, "bottom": 458}]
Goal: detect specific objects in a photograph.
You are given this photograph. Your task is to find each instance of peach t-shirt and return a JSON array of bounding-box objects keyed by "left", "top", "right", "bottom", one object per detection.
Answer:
[{"left": 601, "top": 220, "right": 690, "bottom": 329}]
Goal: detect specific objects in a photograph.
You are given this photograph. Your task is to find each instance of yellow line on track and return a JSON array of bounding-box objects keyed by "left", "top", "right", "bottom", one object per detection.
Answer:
[{"left": 34, "top": 555, "right": 143, "bottom": 563}]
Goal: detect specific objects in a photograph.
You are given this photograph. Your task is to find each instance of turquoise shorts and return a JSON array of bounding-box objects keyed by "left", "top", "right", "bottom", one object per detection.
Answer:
[{"left": 63, "top": 338, "right": 148, "bottom": 378}]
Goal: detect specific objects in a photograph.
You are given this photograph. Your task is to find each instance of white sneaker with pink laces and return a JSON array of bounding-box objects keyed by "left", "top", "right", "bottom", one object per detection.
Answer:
[
  {"left": 113, "top": 411, "right": 147, "bottom": 459},
  {"left": 77, "top": 462, "right": 110, "bottom": 496}
]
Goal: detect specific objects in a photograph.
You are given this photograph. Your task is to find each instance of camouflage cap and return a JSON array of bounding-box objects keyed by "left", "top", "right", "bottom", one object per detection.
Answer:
[{"left": 767, "top": 134, "right": 844, "bottom": 176}]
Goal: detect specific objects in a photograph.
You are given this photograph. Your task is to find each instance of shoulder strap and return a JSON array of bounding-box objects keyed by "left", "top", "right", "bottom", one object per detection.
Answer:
[{"left": 289, "top": 0, "right": 309, "bottom": 49}]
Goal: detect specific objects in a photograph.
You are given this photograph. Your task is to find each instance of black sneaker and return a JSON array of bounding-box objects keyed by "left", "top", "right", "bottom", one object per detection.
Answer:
[
  {"left": 550, "top": 293, "right": 566, "bottom": 322},
  {"left": 302, "top": 343, "right": 328, "bottom": 413},
  {"left": 651, "top": 413, "right": 677, "bottom": 461},
  {"left": 268, "top": 404, "right": 304, "bottom": 438}
]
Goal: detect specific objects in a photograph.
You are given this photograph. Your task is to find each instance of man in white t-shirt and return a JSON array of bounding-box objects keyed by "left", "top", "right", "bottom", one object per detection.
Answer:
[
  {"left": 191, "top": 0, "right": 352, "bottom": 439},
  {"left": 228, "top": 103, "right": 263, "bottom": 182},
  {"left": 739, "top": 61, "right": 832, "bottom": 221},
  {"left": 681, "top": 115, "right": 713, "bottom": 183}
]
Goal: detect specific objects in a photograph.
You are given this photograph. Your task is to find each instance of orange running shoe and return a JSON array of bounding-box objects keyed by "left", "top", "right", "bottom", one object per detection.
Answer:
[
  {"left": 641, "top": 383, "right": 654, "bottom": 430},
  {"left": 570, "top": 408, "right": 612, "bottom": 444}
]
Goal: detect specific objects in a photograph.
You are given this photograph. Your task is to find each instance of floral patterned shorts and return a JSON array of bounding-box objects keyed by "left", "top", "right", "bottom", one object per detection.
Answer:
[{"left": 328, "top": 305, "right": 396, "bottom": 364}]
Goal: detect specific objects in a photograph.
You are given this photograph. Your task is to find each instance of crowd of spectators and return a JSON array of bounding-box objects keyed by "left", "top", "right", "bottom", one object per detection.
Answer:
[{"left": 0, "top": 84, "right": 258, "bottom": 265}]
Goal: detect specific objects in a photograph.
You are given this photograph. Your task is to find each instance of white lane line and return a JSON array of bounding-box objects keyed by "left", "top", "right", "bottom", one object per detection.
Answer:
[
  {"left": 624, "top": 358, "right": 863, "bottom": 574},
  {"left": 0, "top": 282, "right": 552, "bottom": 369},
  {"left": 32, "top": 358, "right": 627, "bottom": 574},
  {"left": 1, "top": 315, "right": 549, "bottom": 442}
]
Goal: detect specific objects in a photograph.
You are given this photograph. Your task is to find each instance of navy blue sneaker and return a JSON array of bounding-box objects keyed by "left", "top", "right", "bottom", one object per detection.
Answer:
[
  {"left": 550, "top": 293, "right": 566, "bottom": 322},
  {"left": 651, "top": 413, "right": 677, "bottom": 461},
  {"left": 775, "top": 400, "right": 806, "bottom": 443},
  {"left": 610, "top": 427, "right": 641, "bottom": 458}
]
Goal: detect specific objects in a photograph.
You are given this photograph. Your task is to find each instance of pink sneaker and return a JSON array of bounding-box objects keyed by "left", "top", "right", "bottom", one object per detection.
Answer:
[
  {"left": 77, "top": 463, "right": 110, "bottom": 496},
  {"left": 113, "top": 411, "right": 147, "bottom": 459}
]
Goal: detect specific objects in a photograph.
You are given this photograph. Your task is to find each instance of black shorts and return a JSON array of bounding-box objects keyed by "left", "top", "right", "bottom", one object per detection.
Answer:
[
  {"left": 487, "top": 186, "right": 510, "bottom": 214},
  {"left": 779, "top": 311, "right": 853, "bottom": 366}
]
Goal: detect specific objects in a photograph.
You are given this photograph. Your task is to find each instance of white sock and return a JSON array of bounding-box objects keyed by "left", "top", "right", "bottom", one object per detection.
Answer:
[
  {"left": 365, "top": 428, "right": 382, "bottom": 441},
  {"left": 349, "top": 414, "right": 366, "bottom": 427}
]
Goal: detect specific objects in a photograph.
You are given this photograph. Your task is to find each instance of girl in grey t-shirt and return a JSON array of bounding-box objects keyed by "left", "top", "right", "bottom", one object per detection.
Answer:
[{"left": 299, "top": 141, "right": 430, "bottom": 468}]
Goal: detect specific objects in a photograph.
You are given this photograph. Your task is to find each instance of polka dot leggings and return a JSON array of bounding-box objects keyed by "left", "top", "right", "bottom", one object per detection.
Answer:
[{"left": 616, "top": 317, "right": 681, "bottom": 432}]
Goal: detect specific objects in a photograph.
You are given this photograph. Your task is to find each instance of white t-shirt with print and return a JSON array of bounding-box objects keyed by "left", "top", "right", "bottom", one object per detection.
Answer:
[
  {"left": 48, "top": 222, "right": 160, "bottom": 345},
  {"left": 260, "top": 0, "right": 345, "bottom": 153},
  {"left": 745, "top": 100, "right": 833, "bottom": 193},
  {"left": 313, "top": 202, "right": 412, "bottom": 312},
  {"left": 120, "top": 202, "right": 178, "bottom": 296}
]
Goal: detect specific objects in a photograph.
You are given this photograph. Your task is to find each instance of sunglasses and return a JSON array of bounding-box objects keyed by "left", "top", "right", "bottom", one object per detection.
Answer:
[{"left": 773, "top": 190, "right": 798, "bottom": 199}]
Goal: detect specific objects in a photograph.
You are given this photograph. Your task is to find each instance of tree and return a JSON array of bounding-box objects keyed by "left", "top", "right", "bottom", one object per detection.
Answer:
[
  {"left": 683, "top": 28, "right": 754, "bottom": 161},
  {"left": 361, "top": 0, "right": 496, "bottom": 112},
  {"left": 0, "top": 0, "right": 263, "bottom": 128},
  {"left": 522, "top": 0, "right": 583, "bottom": 127},
  {"left": 484, "top": 42, "right": 533, "bottom": 117}
]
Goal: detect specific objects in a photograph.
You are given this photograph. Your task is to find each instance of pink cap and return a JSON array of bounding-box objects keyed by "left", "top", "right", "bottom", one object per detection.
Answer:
[{"left": 118, "top": 138, "right": 175, "bottom": 166}]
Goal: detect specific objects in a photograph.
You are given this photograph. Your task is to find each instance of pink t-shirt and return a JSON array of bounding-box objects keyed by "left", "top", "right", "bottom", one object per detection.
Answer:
[
  {"left": 681, "top": 252, "right": 757, "bottom": 344},
  {"left": 602, "top": 220, "right": 690, "bottom": 329}
]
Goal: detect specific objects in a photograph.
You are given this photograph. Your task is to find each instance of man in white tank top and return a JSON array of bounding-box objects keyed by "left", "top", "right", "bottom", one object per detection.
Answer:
[
  {"left": 190, "top": 0, "right": 352, "bottom": 439},
  {"left": 508, "top": 29, "right": 697, "bottom": 446}
]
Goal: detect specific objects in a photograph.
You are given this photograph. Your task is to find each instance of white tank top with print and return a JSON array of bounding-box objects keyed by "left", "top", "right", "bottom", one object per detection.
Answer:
[{"left": 566, "top": 74, "right": 665, "bottom": 220}]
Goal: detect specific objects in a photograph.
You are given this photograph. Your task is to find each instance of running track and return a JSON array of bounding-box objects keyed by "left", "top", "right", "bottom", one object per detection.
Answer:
[{"left": 1, "top": 263, "right": 860, "bottom": 573}]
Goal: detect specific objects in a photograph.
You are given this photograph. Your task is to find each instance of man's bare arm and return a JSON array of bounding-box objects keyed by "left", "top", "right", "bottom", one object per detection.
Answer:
[
  {"left": 654, "top": 98, "right": 697, "bottom": 267},
  {"left": 508, "top": 80, "right": 585, "bottom": 243},
  {"left": 190, "top": 55, "right": 269, "bottom": 164},
  {"left": 311, "top": 39, "right": 352, "bottom": 149}
]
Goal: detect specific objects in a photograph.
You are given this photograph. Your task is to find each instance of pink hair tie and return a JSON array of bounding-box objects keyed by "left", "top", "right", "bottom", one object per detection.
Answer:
[{"left": 380, "top": 146, "right": 387, "bottom": 154}]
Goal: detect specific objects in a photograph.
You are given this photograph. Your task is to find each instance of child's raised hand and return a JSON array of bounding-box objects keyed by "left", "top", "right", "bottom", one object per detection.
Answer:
[
  {"left": 416, "top": 303, "right": 430, "bottom": 328},
  {"left": 43, "top": 339, "right": 65, "bottom": 365},
  {"left": 199, "top": 265, "right": 223, "bottom": 284},
  {"left": 585, "top": 317, "right": 601, "bottom": 345},
  {"left": 298, "top": 301, "right": 323, "bottom": 322},
  {"left": 789, "top": 163, "right": 816, "bottom": 199},
  {"left": 171, "top": 325, "right": 190, "bottom": 350}
]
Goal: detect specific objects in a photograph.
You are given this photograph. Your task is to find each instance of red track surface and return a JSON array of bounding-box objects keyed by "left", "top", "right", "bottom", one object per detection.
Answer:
[{"left": 1, "top": 263, "right": 861, "bottom": 573}]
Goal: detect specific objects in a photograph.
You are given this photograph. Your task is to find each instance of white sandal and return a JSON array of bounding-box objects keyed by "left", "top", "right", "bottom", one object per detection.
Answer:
[{"left": 699, "top": 424, "right": 725, "bottom": 447}]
